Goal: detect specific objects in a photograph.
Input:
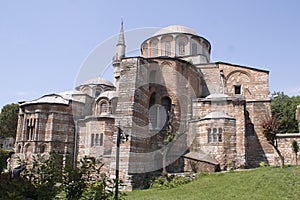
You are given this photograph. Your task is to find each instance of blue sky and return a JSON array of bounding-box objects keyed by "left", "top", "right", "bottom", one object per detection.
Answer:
[{"left": 1, "top": 0, "right": 300, "bottom": 109}]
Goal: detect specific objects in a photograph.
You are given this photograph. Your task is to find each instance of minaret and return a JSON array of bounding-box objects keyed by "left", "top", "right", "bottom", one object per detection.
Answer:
[{"left": 113, "top": 20, "right": 126, "bottom": 87}]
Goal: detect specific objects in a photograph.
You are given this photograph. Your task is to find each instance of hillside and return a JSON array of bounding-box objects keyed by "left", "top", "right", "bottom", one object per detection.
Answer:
[{"left": 126, "top": 166, "right": 300, "bottom": 200}]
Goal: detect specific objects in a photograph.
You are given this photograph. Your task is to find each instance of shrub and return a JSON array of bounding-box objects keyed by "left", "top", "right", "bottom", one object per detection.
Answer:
[{"left": 150, "top": 175, "right": 190, "bottom": 189}]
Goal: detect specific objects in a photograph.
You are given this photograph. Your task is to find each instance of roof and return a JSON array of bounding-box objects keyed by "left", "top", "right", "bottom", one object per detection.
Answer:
[
  {"left": 205, "top": 93, "right": 229, "bottom": 99},
  {"left": 183, "top": 150, "right": 219, "bottom": 165},
  {"left": 21, "top": 94, "right": 70, "bottom": 106},
  {"left": 96, "top": 91, "right": 118, "bottom": 101},
  {"left": 78, "top": 77, "right": 114, "bottom": 87},
  {"left": 153, "top": 25, "right": 198, "bottom": 36},
  {"left": 202, "top": 111, "right": 235, "bottom": 120},
  {"left": 59, "top": 90, "right": 85, "bottom": 99}
]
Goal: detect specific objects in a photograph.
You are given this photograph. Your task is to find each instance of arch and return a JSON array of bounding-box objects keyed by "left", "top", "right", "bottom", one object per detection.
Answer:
[
  {"left": 161, "top": 96, "right": 172, "bottom": 112},
  {"left": 225, "top": 70, "right": 251, "bottom": 81},
  {"left": 100, "top": 102, "right": 108, "bottom": 113},
  {"left": 161, "top": 35, "right": 173, "bottom": 56},
  {"left": 150, "top": 39, "right": 159, "bottom": 57},
  {"left": 191, "top": 42, "right": 198, "bottom": 55},
  {"left": 175, "top": 35, "right": 188, "bottom": 56},
  {"left": 142, "top": 43, "right": 149, "bottom": 57}
]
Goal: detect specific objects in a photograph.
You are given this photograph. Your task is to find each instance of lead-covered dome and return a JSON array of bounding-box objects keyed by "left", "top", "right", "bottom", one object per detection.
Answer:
[
  {"left": 141, "top": 25, "right": 211, "bottom": 64},
  {"left": 153, "top": 25, "right": 198, "bottom": 36}
]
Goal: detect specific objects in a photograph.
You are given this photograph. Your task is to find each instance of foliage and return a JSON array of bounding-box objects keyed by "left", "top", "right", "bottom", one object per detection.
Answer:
[
  {"left": 262, "top": 115, "right": 284, "bottom": 167},
  {"left": 150, "top": 175, "right": 190, "bottom": 189},
  {"left": 0, "top": 103, "right": 19, "bottom": 138},
  {"left": 0, "top": 173, "right": 36, "bottom": 200},
  {"left": 62, "top": 156, "right": 117, "bottom": 200},
  {"left": 0, "top": 149, "right": 14, "bottom": 173},
  {"left": 126, "top": 166, "right": 300, "bottom": 200},
  {"left": 0, "top": 153, "right": 119, "bottom": 200},
  {"left": 20, "top": 152, "right": 63, "bottom": 199},
  {"left": 271, "top": 92, "right": 300, "bottom": 133}
]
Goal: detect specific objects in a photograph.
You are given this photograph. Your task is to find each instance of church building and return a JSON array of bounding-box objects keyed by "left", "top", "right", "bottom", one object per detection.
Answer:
[{"left": 13, "top": 23, "right": 282, "bottom": 189}]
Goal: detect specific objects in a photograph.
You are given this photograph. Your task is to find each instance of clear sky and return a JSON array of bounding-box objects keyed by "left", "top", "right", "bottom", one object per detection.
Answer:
[{"left": 1, "top": 0, "right": 300, "bottom": 109}]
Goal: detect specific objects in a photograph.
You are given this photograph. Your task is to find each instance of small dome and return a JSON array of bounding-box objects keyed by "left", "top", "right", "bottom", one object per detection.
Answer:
[
  {"left": 97, "top": 91, "right": 118, "bottom": 101},
  {"left": 79, "top": 77, "right": 114, "bottom": 87},
  {"left": 203, "top": 111, "right": 234, "bottom": 120},
  {"left": 153, "top": 25, "right": 198, "bottom": 36}
]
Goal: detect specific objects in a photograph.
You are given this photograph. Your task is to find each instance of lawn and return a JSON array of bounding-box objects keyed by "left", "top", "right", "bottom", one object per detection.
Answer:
[{"left": 125, "top": 166, "right": 300, "bottom": 200}]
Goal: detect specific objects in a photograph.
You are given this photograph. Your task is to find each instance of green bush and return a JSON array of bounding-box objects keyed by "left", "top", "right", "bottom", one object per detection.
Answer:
[
  {"left": 150, "top": 175, "right": 190, "bottom": 189},
  {"left": 0, "top": 149, "right": 14, "bottom": 173}
]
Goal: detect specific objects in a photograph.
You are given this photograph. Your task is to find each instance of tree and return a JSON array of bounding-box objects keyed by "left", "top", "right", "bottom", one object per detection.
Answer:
[
  {"left": 271, "top": 92, "right": 300, "bottom": 133},
  {"left": 0, "top": 103, "right": 19, "bottom": 138},
  {"left": 262, "top": 115, "right": 285, "bottom": 167},
  {"left": 292, "top": 140, "right": 299, "bottom": 165}
]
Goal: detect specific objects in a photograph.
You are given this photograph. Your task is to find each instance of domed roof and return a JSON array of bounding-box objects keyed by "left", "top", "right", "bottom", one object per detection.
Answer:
[
  {"left": 153, "top": 25, "right": 198, "bottom": 36},
  {"left": 79, "top": 77, "right": 114, "bottom": 87},
  {"left": 203, "top": 111, "right": 235, "bottom": 120},
  {"left": 97, "top": 91, "right": 118, "bottom": 100}
]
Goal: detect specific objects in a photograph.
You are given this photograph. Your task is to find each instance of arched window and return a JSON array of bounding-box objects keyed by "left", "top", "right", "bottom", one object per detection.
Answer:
[
  {"left": 191, "top": 43, "right": 197, "bottom": 55},
  {"left": 207, "top": 128, "right": 212, "bottom": 143},
  {"left": 95, "top": 134, "right": 99, "bottom": 146},
  {"left": 165, "top": 41, "right": 171, "bottom": 56},
  {"left": 100, "top": 102, "right": 107, "bottom": 113},
  {"left": 100, "top": 133, "right": 103, "bottom": 146},
  {"left": 95, "top": 90, "right": 101, "bottom": 97},
  {"left": 178, "top": 41, "right": 186, "bottom": 56},
  {"left": 17, "top": 144, "right": 21, "bottom": 153},
  {"left": 152, "top": 42, "right": 158, "bottom": 57},
  {"left": 91, "top": 134, "right": 95, "bottom": 147}
]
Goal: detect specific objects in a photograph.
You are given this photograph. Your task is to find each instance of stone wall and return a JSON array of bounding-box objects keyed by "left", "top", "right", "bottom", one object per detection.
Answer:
[{"left": 276, "top": 134, "right": 300, "bottom": 166}]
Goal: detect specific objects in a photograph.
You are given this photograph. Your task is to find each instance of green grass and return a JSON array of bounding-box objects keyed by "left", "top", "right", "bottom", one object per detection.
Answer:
[{"left": 125, "top": 166, "right": 300, "bottom": 200}]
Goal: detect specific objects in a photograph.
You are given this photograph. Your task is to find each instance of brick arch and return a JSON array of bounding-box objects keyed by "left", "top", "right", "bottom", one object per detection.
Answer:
[
  {"left": 94, "top": 98, "right": 109, "bottom": 115},
  {"left": 225, "top": 70, "right": 251, "bottom": 81}
]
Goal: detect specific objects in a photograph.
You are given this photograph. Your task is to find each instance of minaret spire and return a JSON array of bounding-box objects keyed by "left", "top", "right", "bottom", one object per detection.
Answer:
[
  {"left": 115, "top": 19, "right": 126, "bottom": 60},
  {"left": 113, "top": 20, "right": 126, "bottom": 88}
]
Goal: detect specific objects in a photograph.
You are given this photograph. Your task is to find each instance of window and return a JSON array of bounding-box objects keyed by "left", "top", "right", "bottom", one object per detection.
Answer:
[
  {"left": 91, "top": 133, "right": 103, "bottom": 147},
  {"left": 100, "top": 102, "right": 107, "bottom": 113},
  {"left": 207, "top": 128, "right": 212, "bottom": 143},
  {"left": 100, "top": 133, "right": 103, "bottom": 146},
  {"left": 208, "top": 128, "right": 223, "bottom": 143},
  {"left": 178, "top": 41, "right": 186, "bottom": 56},
  {"left": 95, "top": 134, "right": 99, "bottom": 146},
  {"left": 234, "top": 85, "right": 241, "bottom": 94},
  {"left": 165, "top": 41, "right": 171, "bottom": 56},
  {"left": 95, "top": 90, "right": 101, "bottom": 97},
  {"left": 191, "top": 43, "right": 197, "bottom": 55},
  {"left": 152, "top": 42, "right": 158, "bottom": 57},
  {"left": 91, "top": 134, "right": 94, "bottom": 147},
  {"left": 26, "top": 118, "right": 35, "bottom": 140},
  {"left": 218, "top": 128, "right": 222, "bottom": 142}
]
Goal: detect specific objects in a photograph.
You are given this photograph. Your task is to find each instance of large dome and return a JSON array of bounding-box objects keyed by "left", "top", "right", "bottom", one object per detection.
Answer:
[
  {"left": 153, "top": 25, "right": 198, "bottom": 36},
  {"left": 78, "top": 77, "right": 114, "bottom": 87}
]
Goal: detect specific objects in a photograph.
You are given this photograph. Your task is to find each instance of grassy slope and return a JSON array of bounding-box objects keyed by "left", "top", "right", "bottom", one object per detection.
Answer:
[{"left": 126, "top": 166, "right": 300, "bottom": 200}]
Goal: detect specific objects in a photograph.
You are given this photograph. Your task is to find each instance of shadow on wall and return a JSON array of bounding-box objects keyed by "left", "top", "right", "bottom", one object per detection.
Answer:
[{"left": 245, "top": 110, "right": 269, "bottom": 168}]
